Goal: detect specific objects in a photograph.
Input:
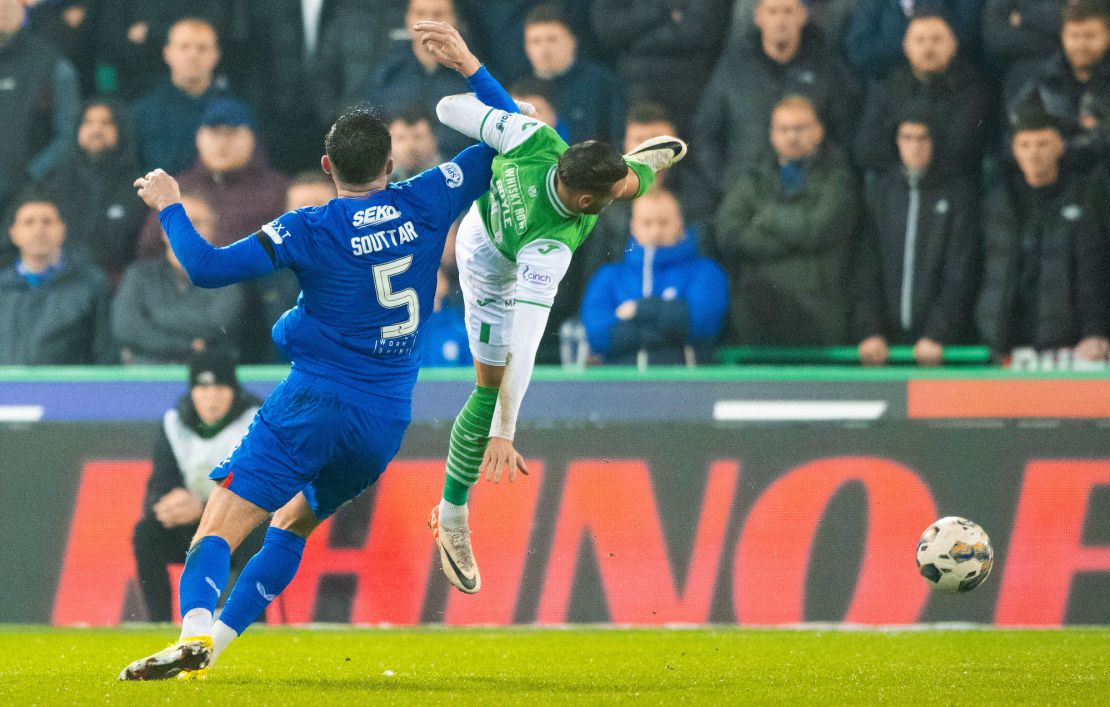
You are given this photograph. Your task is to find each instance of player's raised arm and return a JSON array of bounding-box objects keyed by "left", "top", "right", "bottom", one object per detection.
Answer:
[
  {"left": 413, "top": 21, "right": 520, "bottom": 114},
  {"left": 134, "top": 169, "right": 275, "bottom": 288}
]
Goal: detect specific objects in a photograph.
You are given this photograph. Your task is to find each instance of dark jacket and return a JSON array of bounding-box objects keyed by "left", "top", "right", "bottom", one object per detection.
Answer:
[
  {"left": 845, "top": 0, "right": 984, "bottom": 79},
  {"left": 240, "top": 0, "right": 340, "bottom": 172},
  {"left": 1007, "top": 54, "right": 1110, "bottom": 172},
  {"left": 131, "top": 80, "right": 233, "bottom": 174},
  {"left": 855, "top": 59, "right": 990, "bottom": 179},
  {"left": 137, "top": 155, "right": 288, "bottom": 258},
  {"left": 313, "top": 0, "right": 406, "bottom": 123},
  {"left": 582, "top": 231, "right": 728, "bottom": 364},
  {"left": 695, "top": 25, "right": 860, "bottom": 185},
  {"left": 591, "top": 0, "right": 732, "bottom": 135},
  {"left": 457, "top": 0, "right": 604, "bottom": 85},
  {"left": 982, "top": 0, "right": 1061, "bottom": 75},
  {"left": 540, "top": 57, "right": 626, "bottom": 146},
  {"left": 715, "top": 145, "right": 861, "bottom": 344},
  {"left": 365, "top": 40, "right": 475, "bottom": 158},
  {"left": 37, "top": 104, "right": 145, "bottom": 284},
  {"left": 976, "top": 172, "right": 1109, "bottom": 353},
  {"left": 144, "top": 389, "right": 261, "bottom": 514},
  {"left": 0, "top": 30, "right": 79, "bottom": 210},
  {"left": 96, "top": 0, "right": 229, "bottom": 100},
  {"left": 111, "top": 257, "right": 247, "bottom": 364},
  {"left": 853, "top": 168, "right": 979, "bottom": 344},
  {"left": 0, "top": 254, "right": 112, "bottom": 364},
  {"left": 730, "top": 0, "right": 858, "bottom": 56}
]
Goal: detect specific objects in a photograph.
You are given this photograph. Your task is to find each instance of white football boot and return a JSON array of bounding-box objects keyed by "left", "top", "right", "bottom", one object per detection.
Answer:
[
  {"left": 429, "top": 506, "right": 481, "bottom": 594},
  {"left": 118, "top": 636, "right": 212, "bottom": 681},
  {"left": 624, "top": 135, "right": 688, "bottom": 173}
]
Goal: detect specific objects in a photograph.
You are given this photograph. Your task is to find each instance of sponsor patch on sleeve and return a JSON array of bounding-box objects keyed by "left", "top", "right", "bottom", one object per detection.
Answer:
[
  {"left": 439, "top": 162, "right": 464, "bottom": 189},
  {"left": 261, "top": 219, "right": 291, "bottom": 244}
]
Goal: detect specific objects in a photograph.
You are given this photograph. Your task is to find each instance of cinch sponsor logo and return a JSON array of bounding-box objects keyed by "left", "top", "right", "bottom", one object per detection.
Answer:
[
  {"left": 521, "top": 265, "right": 551, "bottom": 286},
  {"left": 439, "top": 162, "right": 463, "bottom": 189},
  {"left": 352, "top": 205, "right": 401, "bottom": 228}
]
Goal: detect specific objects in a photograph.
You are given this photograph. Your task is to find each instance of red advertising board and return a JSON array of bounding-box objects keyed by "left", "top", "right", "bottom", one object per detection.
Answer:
[{"left": 29, "top": 423, "right": 1107, "bottom": 627}]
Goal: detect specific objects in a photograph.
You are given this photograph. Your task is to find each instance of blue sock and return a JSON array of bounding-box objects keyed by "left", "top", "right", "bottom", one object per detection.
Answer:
[
  {"left": 218, "top": 527, "right": 306, "bottom": 635},
  {"left": 179, "top": 535, "right": 231, "bottom": 616}
]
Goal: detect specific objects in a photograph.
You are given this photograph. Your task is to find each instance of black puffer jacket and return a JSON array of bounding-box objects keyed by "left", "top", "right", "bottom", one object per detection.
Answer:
[
  {"left": 976, "top": 172, "right": 1109, "bottom": 353},
  {"left": 855, "top": 59, "right": 990, "bottom": 179},
  {"left": 1007, "top": 54, "right": 1110, "bottom": 172}
]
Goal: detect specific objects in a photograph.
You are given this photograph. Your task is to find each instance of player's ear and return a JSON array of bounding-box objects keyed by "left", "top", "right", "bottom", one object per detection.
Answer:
[
  {"left": 321, "top": 155, "right": 332, "bottom": 175},
  {"left": 384, "top": 157, "right": 394, "bottom": 178}
]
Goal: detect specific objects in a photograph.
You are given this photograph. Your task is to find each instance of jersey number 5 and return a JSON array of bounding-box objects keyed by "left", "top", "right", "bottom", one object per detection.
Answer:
[{"left": 373, "top": 256, "right": 419, "bottom": 339}]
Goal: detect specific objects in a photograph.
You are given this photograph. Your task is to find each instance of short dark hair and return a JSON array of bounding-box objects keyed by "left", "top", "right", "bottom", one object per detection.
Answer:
[
  {"left": 5, "top": 189, "right": 62, "bottom": 230},
  {"left": 1063, "top": 0, "right": 1110, "bottom": 23},
  {"left": 524, "top": 3, "right": 573, "bottom": 32},
  {"left": 509, "top": 77, "right": 554, "bottom": 102},
  {"left": 325, "top": 105, "right": 391, "bottom": 185},
  {"left": 627, "top": 101, "right": 672, "bottom": 126},
  {"left": 389, "top": 107, "right": 433, "bottom": 128},
  {"left": 557, "top": 141, "right": 627, "bottom": 195}
]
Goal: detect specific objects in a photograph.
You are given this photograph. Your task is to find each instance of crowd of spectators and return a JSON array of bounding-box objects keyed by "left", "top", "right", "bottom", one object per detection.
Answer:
[{"left": 1, "top": 0, "right": 1109, "bottom": 368}]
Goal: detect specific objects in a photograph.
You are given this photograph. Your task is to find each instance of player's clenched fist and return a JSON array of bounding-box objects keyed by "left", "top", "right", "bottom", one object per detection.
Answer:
[
  {"left": 412, "top": 20, "right": 481, "bottom": 77},
  {"left": 133, "top": 169, "right": 182, "bottom": 212}
]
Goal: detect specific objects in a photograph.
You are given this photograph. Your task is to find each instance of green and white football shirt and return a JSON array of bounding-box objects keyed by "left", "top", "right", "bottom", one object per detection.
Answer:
[{"left": 473, "top": 111, "right": 653, "bottom": 261}]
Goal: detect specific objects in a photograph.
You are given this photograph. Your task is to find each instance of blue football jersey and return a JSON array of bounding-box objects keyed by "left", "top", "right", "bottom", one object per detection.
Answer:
[{"left": 257, "top": 154, "right": 487, "bottom": 412}]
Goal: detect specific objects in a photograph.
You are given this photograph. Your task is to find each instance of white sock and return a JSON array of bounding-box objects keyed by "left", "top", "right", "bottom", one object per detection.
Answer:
[
  {"left": 179, "top": 608, "right": 212, "bottom": 641},
  {"left": 438, "top": 498, "right": 469, "bottom": 529},
  {"left": 210, "top": 620, "right": 239, "bottom": 663}
]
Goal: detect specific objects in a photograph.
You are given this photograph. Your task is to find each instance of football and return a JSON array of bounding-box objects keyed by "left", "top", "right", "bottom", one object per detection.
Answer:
[{"left": 915, "top": 516, "right": 994, "bottom": 593}]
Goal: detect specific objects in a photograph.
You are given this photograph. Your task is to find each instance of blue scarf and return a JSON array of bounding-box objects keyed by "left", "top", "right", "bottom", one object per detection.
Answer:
[
  {"left": 17, "top": 256, "right": 63, "bottom": 288},
  {"left": 779, "top": 160, "right": 806, "bottom": 196}
]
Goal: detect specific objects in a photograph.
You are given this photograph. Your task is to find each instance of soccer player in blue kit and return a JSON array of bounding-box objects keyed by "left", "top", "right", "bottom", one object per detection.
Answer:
[{"left": 119, "top": 22, "right": 525, "bottom": 681}]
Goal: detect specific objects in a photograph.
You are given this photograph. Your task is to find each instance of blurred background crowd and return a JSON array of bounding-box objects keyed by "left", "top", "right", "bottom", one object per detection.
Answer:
[{"left": 1, "top": 0, "right": 1108, "bottom": 368}]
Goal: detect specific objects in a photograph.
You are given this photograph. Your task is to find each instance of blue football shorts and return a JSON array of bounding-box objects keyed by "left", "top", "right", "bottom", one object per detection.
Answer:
[{"left": 211, "top": 369, "right": 411, "bottom": 519}]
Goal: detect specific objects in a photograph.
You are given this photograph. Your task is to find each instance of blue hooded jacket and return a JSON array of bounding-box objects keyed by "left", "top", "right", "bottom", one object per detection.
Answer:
[
  {"left": 418, "top": 304, "right": 473, "bottom": 368},
  {"left": 581, "top": 230, "right": 728, "bottom": 364}
]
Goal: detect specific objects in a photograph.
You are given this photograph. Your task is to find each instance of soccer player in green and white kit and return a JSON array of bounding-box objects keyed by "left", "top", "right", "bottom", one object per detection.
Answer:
[{"left": 423, "top": 26, "right": 687, "bottom": 593}]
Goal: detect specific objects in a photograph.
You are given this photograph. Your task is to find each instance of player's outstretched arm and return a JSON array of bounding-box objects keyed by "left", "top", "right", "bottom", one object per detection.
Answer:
[{"left": 134, "top": 169, "right": 275, "bottom": 288}]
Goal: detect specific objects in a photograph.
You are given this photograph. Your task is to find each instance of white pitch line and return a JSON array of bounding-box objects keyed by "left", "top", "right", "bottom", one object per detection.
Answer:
[
  {"left": 0, "top": 405, "right": 45, "bottom": 422},
  {"left": 713, "top": 400, "right": 888, "bottom": 421}
]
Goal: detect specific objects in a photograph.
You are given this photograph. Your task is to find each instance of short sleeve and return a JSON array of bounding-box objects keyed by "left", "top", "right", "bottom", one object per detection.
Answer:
[
  {"left": 483, "top": 112, "right": 565, "bottom": 158},
  {"left": 259, "top": 210, "right": 313, "bottom": 270}
]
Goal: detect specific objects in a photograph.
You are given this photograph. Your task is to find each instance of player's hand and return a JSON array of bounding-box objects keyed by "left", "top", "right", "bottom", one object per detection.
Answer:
[
  {"left": 154, "top": 488, "right": 204, "bottom": 528},
  {"left": 615, "top": 300, "right": 637, "bottom": 320},
  {"left": 481, "top": 436, "right": 529, "bottom": 483},
  {"left": 1075, "top": 336, "right": 1110, "bottom": 362},
  {"left": 858, "top": 335, "right": 889, "bottom": 366},
  {"left": 412, "top": 21, "right": 480, "bottom": 76},
  {"left": 134, "top": 169, "right": 181, "bottom": 212},
  {"left": 515, "top": 100, "right": 537, "bottom": 118},
  {"left": 913, "top": 337, "right": 944, "bottom": 367}
]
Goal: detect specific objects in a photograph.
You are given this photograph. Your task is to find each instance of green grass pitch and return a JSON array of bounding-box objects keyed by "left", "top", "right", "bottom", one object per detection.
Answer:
[{"left": 1, "top": 627, "right": 1108, "bottom": 704}]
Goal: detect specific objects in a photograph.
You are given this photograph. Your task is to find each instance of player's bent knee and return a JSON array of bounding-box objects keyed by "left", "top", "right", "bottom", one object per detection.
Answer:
[
  {"left": 271, "top": 493, "right": 321, "bottom": 539},
  {"left": 192, "top": 484, "right": 270, "bottom": 550},
  {"left": 474, "top": 360, "right": 507, "bottom": 388}
]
